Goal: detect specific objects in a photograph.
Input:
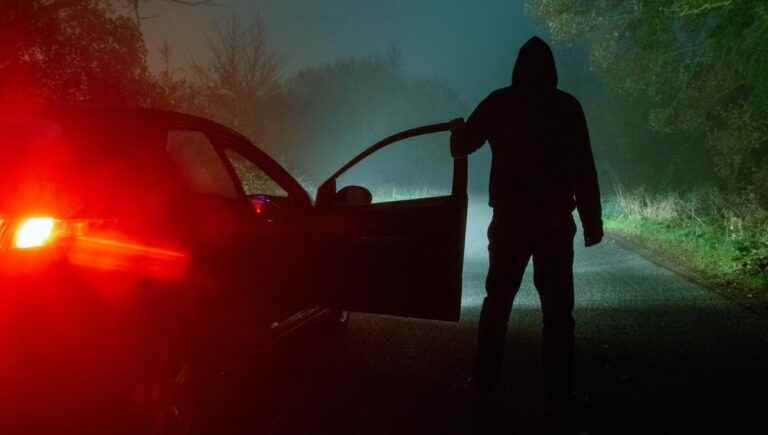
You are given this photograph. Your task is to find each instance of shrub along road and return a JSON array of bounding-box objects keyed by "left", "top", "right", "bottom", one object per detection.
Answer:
[{"left": 306, "top": 228, "right": 768, "bottom": 435}]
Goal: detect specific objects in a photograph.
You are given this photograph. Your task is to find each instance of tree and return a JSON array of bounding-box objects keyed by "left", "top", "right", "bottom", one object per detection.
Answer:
[
  {"left": 190, "top": 14, "right": 283, "bottom": 147},
  {"left": 0, "top": 0, "right": 158, "bottom": 105},
  {"left": 527, "top": 0, "right": 768, "bottom": 201},
  {"left": 151, "top": 41, "right": 205, "bottom": 112},
  {"left": 119, "top": 0, "right": 218, "bottom": 27}
]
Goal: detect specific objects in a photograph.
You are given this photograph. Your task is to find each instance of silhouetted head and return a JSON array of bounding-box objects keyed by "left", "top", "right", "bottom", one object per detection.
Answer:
[{"left": 512, "top": 36, "right": 558, "bottom": 90}]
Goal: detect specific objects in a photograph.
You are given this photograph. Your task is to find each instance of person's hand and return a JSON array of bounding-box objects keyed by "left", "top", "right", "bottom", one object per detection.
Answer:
[
  {"left": 449, "top": 118, "right": 467, "bottom": 158},
  {"left": 584, "top": 228, "right": 604, "bottom": 247},
  {"left": 449, "top": 118, "right": 466, "bottom": 132}
]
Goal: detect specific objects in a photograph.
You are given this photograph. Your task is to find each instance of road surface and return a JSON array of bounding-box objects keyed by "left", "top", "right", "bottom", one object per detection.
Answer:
[{"left": 305, "top": 202, "right": 768, "bottom": 435}]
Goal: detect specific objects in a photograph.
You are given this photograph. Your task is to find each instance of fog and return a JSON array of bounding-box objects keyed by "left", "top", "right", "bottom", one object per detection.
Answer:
[
  {"left": 140, "top": 0, "right": 577, "bottom": 187},
  {"left": 141, "top": 0, "right": 539, "bottom": 103},
  {"left": 137, "top": 1, "right": 611, "bottom": 261}
]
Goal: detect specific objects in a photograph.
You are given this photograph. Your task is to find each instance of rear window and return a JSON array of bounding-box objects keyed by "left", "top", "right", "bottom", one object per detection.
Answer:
[{"left": 166, "top": 130, "right": 238, "bottom": 199}]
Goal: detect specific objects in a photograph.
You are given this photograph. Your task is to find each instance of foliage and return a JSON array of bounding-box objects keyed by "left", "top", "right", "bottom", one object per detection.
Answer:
[
  {"left": 606, "top": 187, "right": 768, "bottom": 295},
  {"left": 148, "top": 42, "right": 198, "bottom": 111},
  {"left": 527, "top": 0, "right": 768, "bottom": 202},
  {"left": 188, "top": 14, "right": 285, "bottom": 149},
  {"left": 118, "top": 0, "right": 216, "bottom": 26},
  {"left": 0, "top": 0, "right": 158, "bottom": 105}
]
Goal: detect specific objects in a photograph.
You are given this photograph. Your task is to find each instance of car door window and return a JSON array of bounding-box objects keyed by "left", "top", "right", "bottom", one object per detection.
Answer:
[
  {"left": 166, "top": 130, "right": 238, "bottom": 198},
  {"left": 316, "top": 123, "right": 467, "bottom": 321},
  {"left": 224, "top": 149, "right": 288, "bottom": 197},
  {"left": 336, "top": 132, "right": 452, "bottom": 203}
]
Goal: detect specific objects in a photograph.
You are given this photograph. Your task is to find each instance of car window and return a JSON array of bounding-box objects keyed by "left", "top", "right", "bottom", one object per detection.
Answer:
[
  {"left": 224, "top": 149, "right": 287, "bottom": 197},
  {"left": 336, "top": 132, "right": 452, "bottom": 203},
  {"left": 166, "top": 130, "right": 238, "bottom": 199}
]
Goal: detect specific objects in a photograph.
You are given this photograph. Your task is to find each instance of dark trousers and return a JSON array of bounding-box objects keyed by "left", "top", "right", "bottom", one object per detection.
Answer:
[{"left": 473, "top": 210, "right": 577, "bottom": 400}]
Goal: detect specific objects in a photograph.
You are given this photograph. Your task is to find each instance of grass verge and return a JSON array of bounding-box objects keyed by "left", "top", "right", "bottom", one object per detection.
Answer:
[{"left": 605, "top": 188, "right": 768, "bottom": 313}]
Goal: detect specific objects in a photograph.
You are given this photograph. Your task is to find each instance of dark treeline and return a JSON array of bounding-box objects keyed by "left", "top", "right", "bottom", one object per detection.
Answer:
[
  {"left": 527, "top": 0, "right": 768, "bottom": 205},
  {"left": 0, "top": 0, "right": 154, "bottom": 105},
  {"left": 525, "top": 0, "right": 768, "bottom": 291}
]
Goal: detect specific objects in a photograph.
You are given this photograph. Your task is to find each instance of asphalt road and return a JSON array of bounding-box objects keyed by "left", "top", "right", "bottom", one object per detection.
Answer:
[{"left": 303, "top": 204, "right": 768, "bottom": 435}]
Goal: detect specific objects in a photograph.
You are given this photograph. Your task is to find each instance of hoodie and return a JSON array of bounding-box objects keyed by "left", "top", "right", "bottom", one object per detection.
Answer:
[
  {"left": 454, "top": 37, "right": 603, "bottom": 235},
  {"left": 512, "top": 36, "right": 559, "bottom": 91}
]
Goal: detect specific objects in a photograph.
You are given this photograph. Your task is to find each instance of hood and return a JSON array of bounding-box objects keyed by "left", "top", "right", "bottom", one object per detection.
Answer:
[{"left": 511, "top": 36, "right": 558, "bottom": 90}]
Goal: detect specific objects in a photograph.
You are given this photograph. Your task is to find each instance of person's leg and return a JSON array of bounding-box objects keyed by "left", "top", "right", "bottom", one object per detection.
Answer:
[
  {"left": 472, "top": 216, "right": 531, "bottom": 394},
  {"left": 532, "top": 220, "right": 577, "bottom": 403}
]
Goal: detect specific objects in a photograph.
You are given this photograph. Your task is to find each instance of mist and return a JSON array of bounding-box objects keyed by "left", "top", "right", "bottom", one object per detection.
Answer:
[
  {"left": 138, "top": 0, "right": 608, "bottom": 261},
  {"left": 141, "top": 1, "right": 555, "bottom": 187}
]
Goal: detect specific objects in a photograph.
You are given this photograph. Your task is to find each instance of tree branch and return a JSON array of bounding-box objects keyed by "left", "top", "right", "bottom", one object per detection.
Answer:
[{"left": 129, "top": 0, "right": 225, "bottom": 27}]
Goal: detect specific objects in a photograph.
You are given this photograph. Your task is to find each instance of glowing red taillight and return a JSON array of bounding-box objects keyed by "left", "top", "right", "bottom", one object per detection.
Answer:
[
  {"left": 2, "top": 214, "right": 188, "bottom": 281},
  {"left": 11, "top": 217, "right": 93, "bottom": 250},
  {"left": 14, "top": 217, "right": 56, "bottom": 249}
]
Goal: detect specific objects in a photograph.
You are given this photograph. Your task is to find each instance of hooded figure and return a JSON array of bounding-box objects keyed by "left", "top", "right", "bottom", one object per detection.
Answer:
[
  {"left": 453, "top": 36, "right": 601, "bottom": 226},
  {"left": 451, "top": 36, "right": 603, "bottom": 424},
  {"left": 512, "top": 35, "right": 559, "bottom": 91}
]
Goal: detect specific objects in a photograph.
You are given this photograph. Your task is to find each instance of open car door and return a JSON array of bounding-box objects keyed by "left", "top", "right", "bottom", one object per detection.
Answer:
[{"left": 316, "top": 122, "right": 467, "bottom": 322}]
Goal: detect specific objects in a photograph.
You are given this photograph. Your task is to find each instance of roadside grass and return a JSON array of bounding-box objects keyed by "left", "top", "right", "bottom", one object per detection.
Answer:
[
  {"left": 368, "top": 184, "right": 450, "bottom": 203},
  {"left": 605, "top": 188, "right": 768, "bottom": 311}
]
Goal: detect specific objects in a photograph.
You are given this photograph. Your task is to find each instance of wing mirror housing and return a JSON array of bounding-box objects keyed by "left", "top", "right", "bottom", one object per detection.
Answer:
[
  {"left": 334, "top": 186, "right": 372, "bottom": 207},
  {"left": 316, "top": 179, "right": 336, "bottom": 209}
]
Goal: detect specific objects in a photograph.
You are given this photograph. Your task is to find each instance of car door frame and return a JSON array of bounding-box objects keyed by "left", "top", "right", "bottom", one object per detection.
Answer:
[
  {"left": 314, "top": 121, "right": 468, "bottom": 322},
  {"left": 145, "top": 109, "right": 331, "bottom": 335},
  {"left": 316, "top": 122, "right": 467, "bottom": 207},
  {"left": 172, "top": 117, "right": 312, "bottom": 209}
]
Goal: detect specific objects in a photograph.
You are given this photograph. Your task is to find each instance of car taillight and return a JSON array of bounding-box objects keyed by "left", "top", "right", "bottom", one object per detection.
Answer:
[
  {"left": 13, "top": 217, "right": 94, "bottom": 250},
  {"left": 15, "top": 217, "right": 55, "bottom": 248},
  {"left": 3, "top": 215, "right": 188, "bottom": 281}
]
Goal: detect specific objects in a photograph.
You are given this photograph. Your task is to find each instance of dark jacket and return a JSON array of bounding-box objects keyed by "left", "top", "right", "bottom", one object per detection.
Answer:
[{"left": 452, "top": 37, "right": 603, "bottom": 236}]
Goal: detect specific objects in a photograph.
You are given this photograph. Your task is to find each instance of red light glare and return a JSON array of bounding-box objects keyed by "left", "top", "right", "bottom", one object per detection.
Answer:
[
  {"left": 68, "top": 236, "right": 188, "bottom": 281},
  {"left": 15, "top": 217, "right": 56, "bottom": 249}
]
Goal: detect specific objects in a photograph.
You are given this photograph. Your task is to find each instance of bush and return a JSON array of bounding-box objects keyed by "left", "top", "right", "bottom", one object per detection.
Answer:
[{"left": 606, "top": 187, "right": 768, "bottom": 284}]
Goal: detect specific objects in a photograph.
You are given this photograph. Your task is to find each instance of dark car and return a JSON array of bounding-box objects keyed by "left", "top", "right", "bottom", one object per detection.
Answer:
[{"left": 0, "top": 106, "right": 468, "bottom": 434}]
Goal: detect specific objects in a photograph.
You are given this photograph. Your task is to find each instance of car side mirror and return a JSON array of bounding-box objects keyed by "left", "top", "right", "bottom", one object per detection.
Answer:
[
  {"left": 316, "top": 179, "right": 336, "bottom": 209},
  {"left": 334, "top": 185, "right": 372, "bottom": 207}
]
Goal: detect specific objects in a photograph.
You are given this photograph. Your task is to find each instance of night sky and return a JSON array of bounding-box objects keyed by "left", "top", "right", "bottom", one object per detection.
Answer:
[{"left": 142, "top": 0, "right": 543, "bottom": 105}]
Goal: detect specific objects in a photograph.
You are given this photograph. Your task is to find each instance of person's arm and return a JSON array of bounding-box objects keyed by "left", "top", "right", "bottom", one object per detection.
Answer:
[
  {"left": 569, "top": 98, "right": 603, "bottom": 247},
  {"left": 450, "top": 94, "right": 494, "bottom": 157}
]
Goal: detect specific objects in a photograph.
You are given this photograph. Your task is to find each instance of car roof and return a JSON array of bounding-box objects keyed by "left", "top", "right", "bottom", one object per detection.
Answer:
[
  {"left": 50, "top": 105, "right": 247, "bottom": 139},
  {"left": 0, "top": 104, "right": 313, "bottom": 206}
]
